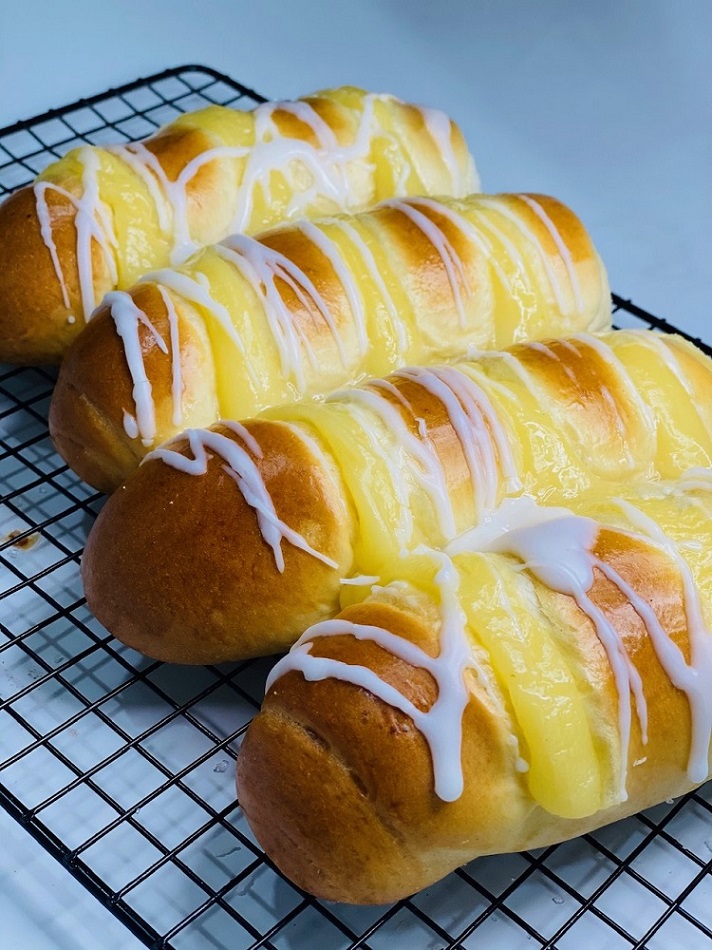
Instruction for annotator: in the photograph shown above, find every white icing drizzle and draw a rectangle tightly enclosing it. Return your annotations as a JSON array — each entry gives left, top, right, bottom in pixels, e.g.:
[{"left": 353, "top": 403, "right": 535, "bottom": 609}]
[
  {"left": 122, "top": 411, "right": 139, "bottom": 440},
  {"left": 396, "top": 365, "right": 521, "bottom": 513},
  {"left": 270, "top": 493, "right": 712, "bottom": 805},
  {"left": 145, "top": 421, "right": 337, "bottom": 573},
  {"left": 34, "top": 147, "right": 119, "bottom": 324},
  {"left": 218, "top": 233, "right": 345, "bottom": 387},
  {"left": 382, "top": 199, "right": 472, "bottom": 328},
  {"left": 369, "top": 376, "right": 429, "bottom": 444},
  {"left": 407, "top": 196, "right": 513, "bottom": 293},
  {"left": 140, "top": 267, "right": 257, "bottom": 387},
  {"left": 156, "top": 285, "right": 184, "bottom": 428},
  {"left": 370, "top": 375, "right": 420, "bottom": 418},
  {"left": 408, "top": 367, "right": 500, "bottom": 515},
  {"left": 267, "top": 550, "right": 476, "bottom": 802},
  {"left": 474, "top": 196, "right": 569, "bottom": 314},
  {"left": 34, "top": 183, "right": 71, "bottom": 311},
  {"left": 295, "top": 220, "right": 368, "bottom": 355},
  {"left": 340, "top": 574, "right": 381, "bottom": 586},
  {"left": 74, "top": 149, "right": 119, "bottom": 322},
  {"left": 614, "top": 498, "right": 712, "bottom": 783},
  {"left": 449, "top": 497, "right": 642, "bottom": 801},
  {"left": 516, "top": 195, "right": 584, "bottom": 312},
  {"left": 107, "top": 283, "right": 182, "bottom": 443},
  {"left": 108, "top": 142, "right": 174, "bottom": 234},
  {"left": 333, "top": 384, "right": 458, "bottom": 542},
  {"left": 452, "top": 494, "right": 712, "bottom": 797},
  {"left": 113, "top": 97, "right": 374, "bottom": 263},
  {"left": 418, "top": 107, "right": 460, "bottom": 193},
  {"left": 107, "top": 291, "right": 168, "bottom": 445},
  {"left": 328, "top": 217, "right": 409, "bottom": 355},
  {"left": 228, "top": 96, "right": 376, "bottom": 233},
  {"left": 327, "top": 362, "right": 520, "bottom": 547}
]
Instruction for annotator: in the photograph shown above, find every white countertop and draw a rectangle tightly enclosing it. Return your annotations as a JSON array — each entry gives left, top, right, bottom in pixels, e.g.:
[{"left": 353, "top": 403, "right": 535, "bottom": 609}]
[{"left": 0, "top": 2, "right": 710, "bottom": 947}]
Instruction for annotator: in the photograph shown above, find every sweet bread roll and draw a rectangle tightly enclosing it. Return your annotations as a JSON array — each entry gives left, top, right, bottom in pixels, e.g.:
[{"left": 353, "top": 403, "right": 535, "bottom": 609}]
[
  {"left": 0, "top": 87, "right": 478, "bottom": 365},
  {"left": 81, "top": 330, "right": 712, "bottom": 664},
  {"left": 50, "top": 192, "right": 611, "bottom": 492},
  {"left": 237, "top": 480, "right": 712, "bottom": 903}
]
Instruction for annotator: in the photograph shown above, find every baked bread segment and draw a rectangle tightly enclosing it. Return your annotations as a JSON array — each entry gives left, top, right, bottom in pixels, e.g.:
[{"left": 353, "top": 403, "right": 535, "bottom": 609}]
[
  {"left": 0, "top": 87, "right": 478, "bottom": 365},
  {"left": 50, "top": 192, "right": 611, "bottom": 491},
  {"left": 237, "top": 482, "right": 712, "bottom": 903},
  {"left": 82, "top": 418, "right": 353, "bottom": 664},
  {"left": 81, "top": 330, "right": 712, "bottom": 664}
]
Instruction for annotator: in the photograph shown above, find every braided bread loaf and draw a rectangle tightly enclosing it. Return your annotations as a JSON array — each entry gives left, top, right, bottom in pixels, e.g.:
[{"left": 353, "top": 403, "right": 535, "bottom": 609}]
[
  {"left": 50, "top": 192, "right": 610, "bottom": 492},
  {"left": 0, "top": 87, "right": 478, "bottom": 365},
  {"left": 81, "top": 330, "right": 712, "bottom": 663},
  {"left": 237, "top": 479, "right": 712, "bottom": 903}
]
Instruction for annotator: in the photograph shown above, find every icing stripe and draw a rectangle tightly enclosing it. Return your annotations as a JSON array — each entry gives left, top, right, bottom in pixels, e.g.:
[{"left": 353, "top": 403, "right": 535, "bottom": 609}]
[
  {"left": 145, "top": 421, "right": 337, "bottom": 572},
  {"left": 156, "top": 285, "right": 184, "bottom": 428},
  {"left": 107, "top": 290, "right": 167, "bottom": 444},
  {"left": 517, "top": 195, "right": 584, "bottom": 312},
  {"left": 383, "top": 199, "right": 471, "bottom": 329}
]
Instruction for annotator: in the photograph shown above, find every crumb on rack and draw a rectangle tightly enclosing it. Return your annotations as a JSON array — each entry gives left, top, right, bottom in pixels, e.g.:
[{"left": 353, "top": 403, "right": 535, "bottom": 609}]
[{"left": 2, "top": 528, "right": 40, "bottom": 551}]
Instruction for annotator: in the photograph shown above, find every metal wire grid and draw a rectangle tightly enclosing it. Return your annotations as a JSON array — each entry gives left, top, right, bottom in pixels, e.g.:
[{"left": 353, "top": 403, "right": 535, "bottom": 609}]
[{"left": 0, "top": 65, "right": 711, "bottom": 950}]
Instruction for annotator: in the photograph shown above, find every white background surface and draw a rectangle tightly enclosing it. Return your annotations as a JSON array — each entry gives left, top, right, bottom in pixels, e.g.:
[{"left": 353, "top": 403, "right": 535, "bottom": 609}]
[{"left": 0, "top": 2, "right": 710, "bottom": 947}]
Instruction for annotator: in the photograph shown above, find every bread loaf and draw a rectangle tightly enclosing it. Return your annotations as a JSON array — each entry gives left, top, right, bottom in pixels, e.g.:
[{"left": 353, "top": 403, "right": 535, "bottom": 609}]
[
  {"left": 81, "top": 330, "right": 712, "bottom": 664},
  {"left": 236, "top": 479, "right": 712, "bottom": 903},
  {"left": 50, "top": 192, "right": 611, "bottom": 492},
  {"left": 0, "top": 87, "right": 478, "bottom": 365}
]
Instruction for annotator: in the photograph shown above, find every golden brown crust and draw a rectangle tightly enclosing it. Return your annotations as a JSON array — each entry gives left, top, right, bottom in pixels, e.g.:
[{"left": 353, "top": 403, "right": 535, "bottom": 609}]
[
  {"left": 49, "top": 281, "right": 217, "bottom": 492},
  {"left": 524, "top": 193, "right": 592, "bottom": 263},
  {"left": 144, "top": 125, "right": 217, "bottom": 182},
  {"left": 81, "top": 419, "right": 355, "bottom": 663},
  {"left": 237, "top": 524, "right": 707, "bottom": 903},
  {"left": 371, "top": 203, "right": 471, "bottom": 318},
  {"left": 144, "top": 124, "right": 233, "bottom": 243},
  {"left": 236, "top": 601, "right": 536, "bottom": 903},
  {"left": 0, "top": 186, "right": 112, "bottom": 364},
  {"left": 237, "top": 603, "right": 466, "bottom": 903},
  {"left": 259, "top": 226, "right": 354, "bottom": 351},
  {"left": 506, "top": 335, "right": 649, "bottom": 477},
  {"left": 0, "top": 123, "right": 225, "bottom": 366},
  {"left": 368, "top": 372, "right": 479, "bottom": 523},
  {"left": 301, "top": 95, "right": 355, "bottom": 146}
]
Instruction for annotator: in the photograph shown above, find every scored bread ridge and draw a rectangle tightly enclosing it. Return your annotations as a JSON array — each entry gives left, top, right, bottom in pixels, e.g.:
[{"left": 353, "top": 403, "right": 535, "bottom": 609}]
[
  {"left": 82, "top": 418, "right": 355, "bottom": 664},
  {"left": 236, "top": 483, "right": 712, "bottom": 904},
  {"left": 0, "top": 86, "right": 478, "bottom": 365},
  {"left": 50, "top": 191, "right": 612, "bottom": 492},
  {"left": 81, "top": 330, "right": 712, "bottom": 664}
]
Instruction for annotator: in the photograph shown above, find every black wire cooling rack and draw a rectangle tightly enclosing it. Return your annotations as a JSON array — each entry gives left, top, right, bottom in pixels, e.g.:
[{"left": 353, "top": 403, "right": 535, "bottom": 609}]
[{"left": 1, "top": 65, "right": 712, "bottom": 950}]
